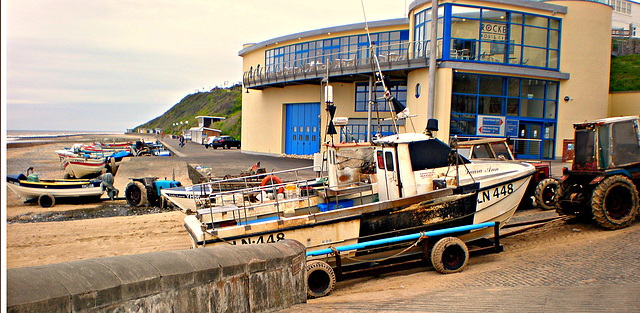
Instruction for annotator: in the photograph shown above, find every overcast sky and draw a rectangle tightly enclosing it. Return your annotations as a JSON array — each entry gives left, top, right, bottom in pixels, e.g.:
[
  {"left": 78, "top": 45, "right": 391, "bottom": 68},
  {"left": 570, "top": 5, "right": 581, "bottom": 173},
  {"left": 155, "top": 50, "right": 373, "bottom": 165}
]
[{"left": 2, "top": 0, "right": 407, "bottom": 131}]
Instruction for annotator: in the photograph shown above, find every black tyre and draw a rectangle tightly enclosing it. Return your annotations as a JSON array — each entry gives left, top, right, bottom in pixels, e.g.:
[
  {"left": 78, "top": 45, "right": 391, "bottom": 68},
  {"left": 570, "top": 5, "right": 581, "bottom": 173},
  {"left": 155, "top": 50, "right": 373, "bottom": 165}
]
[
  {"left": 306, "top": 260, "right": 336, "bottom": 298},
  {"left": 431, "top": 237, "right": 469, "bottom": 274},
  {"left": 591, "top": 175, "right": 639, "bottom": 229},
  {"left": 38, "top": 194, "right": 55, "bottom": 208},
  {"left": 125, "top": 181, "right": 148, "bottom": 207},
  {"left": 534, "top": 178, "right": 560, "bottom": 210},
  {"left": 213, "top": 146, "right": 218, "bottom": 150}
]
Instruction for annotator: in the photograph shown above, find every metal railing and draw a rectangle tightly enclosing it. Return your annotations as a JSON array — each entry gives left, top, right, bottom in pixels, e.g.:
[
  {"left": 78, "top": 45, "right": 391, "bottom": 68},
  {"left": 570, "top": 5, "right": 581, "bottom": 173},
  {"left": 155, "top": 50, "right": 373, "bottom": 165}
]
[{"left": 243, "top": 41, "right": 436, "bottom": 88}]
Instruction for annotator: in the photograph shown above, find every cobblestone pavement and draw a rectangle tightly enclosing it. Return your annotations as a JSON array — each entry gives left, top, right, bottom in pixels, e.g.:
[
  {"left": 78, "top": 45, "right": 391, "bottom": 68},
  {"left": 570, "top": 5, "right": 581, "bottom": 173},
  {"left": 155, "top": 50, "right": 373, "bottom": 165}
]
[{"left": 281, "top": 220, "right": 640, "bottom": 312}]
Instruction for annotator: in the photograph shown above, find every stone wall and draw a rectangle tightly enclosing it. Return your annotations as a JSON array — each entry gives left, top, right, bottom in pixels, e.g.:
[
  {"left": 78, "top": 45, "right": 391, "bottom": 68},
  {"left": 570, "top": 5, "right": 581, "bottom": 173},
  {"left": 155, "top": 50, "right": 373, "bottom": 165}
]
[{"left": 7, "top": 240, "right": 306, "bottom": 313}]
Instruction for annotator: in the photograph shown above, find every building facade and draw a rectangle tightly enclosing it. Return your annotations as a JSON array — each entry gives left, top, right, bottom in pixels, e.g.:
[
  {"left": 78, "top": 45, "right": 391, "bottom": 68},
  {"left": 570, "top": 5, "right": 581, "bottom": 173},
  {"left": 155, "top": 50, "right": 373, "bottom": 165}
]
[{"left": 240, "top": 0, "right": 613, "bottom": 159}]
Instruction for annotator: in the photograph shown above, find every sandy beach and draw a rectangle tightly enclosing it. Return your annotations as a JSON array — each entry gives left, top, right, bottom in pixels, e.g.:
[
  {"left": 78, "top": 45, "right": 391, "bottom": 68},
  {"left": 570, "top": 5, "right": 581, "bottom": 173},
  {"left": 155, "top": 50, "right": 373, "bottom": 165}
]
[{"left": 5, "top": 134, "right": 193, "bottom": 269}]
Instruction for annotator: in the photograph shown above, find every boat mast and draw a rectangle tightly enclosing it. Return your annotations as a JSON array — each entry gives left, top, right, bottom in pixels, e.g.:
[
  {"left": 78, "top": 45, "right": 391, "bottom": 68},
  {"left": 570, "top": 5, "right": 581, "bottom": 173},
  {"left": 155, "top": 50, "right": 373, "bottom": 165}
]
[{"left": 427, "top": 0, "right": 439, "bottom": 121}]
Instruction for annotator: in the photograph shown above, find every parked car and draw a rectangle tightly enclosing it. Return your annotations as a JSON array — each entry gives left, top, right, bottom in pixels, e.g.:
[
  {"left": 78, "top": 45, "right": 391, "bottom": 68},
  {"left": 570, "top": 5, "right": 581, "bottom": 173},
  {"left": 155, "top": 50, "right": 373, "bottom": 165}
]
[
  {"left": 211, "top": 136, "right": 241, "bottom": 149},
  {"left": 204, "top": 136, "right": 218, "bottom": 149},
  {"left": 456, "top": 138, "right": 555, "bottom": 210}
]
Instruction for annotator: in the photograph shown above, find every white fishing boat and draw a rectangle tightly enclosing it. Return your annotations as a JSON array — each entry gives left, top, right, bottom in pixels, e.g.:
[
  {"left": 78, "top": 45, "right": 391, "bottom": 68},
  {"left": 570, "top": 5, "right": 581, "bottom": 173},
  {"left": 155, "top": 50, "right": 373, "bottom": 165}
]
[
  {"left": 6, "top": 168, "right": 106, "bottom": 207},
  {"left": 179, "top": 131, "right": 533, "bottom": 240},
  {"left": 62, "top": 157, "right": 109, "bottom": 178},
  {"left": 165, "top": 25, "right": 535, "bottom": 297}
]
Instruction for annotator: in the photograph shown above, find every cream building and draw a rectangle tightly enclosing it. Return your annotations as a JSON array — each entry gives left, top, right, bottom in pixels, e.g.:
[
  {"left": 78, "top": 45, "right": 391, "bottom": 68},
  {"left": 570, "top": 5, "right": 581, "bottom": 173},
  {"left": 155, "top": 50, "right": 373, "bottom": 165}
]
[{"left": 240, "top": 0, "right": 616, "bottom": 159}]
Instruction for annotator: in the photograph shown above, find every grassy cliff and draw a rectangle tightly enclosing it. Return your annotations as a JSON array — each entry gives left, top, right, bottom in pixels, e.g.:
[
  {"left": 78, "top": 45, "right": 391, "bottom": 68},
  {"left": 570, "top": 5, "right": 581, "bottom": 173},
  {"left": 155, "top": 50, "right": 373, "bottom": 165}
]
[
  {"left": 136, "top": 84, "right": 242, "bottom": 138},
  {"left": 610, "top": 54, "right": 640, "bottom": 92}
]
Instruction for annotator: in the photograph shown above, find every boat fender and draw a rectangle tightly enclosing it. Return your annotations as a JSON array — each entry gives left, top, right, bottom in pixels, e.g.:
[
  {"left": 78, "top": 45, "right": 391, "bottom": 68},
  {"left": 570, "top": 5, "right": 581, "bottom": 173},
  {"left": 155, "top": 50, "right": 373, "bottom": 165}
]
[{"left": 260, "top": 175, "right": 284, "bottom": 193}]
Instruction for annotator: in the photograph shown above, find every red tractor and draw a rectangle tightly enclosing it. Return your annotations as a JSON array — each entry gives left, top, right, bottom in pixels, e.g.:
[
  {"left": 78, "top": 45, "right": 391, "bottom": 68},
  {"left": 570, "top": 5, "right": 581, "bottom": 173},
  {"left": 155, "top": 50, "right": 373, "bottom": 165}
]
[{"left": 555, "top": 116, "right": 640, "bottom": 229}]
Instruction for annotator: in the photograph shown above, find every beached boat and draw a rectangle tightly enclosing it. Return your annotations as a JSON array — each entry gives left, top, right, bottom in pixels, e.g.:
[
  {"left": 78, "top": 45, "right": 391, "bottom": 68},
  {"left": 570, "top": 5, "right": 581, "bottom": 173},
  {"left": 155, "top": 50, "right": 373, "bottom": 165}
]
[
  {"left": 6, "top": 168, "right": 106, "bottom": 207},
  {"left": 62, "top": 157, "right": 108, "bottom": 178},
  {"left": 175, "top": 131, "right": 534, "bottom": 251}
]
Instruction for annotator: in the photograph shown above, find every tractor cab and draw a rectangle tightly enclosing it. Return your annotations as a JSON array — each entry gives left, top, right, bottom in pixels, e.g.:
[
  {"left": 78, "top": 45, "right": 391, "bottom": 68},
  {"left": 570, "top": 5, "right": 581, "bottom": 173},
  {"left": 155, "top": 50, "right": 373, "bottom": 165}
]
[{"left": 572, "top": 116, "right": 640, "bottom": 172}]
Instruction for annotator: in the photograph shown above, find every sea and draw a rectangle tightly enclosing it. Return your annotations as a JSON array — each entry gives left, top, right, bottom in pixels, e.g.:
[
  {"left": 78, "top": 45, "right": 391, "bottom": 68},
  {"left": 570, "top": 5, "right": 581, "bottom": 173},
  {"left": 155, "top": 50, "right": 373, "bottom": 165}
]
[{"left": 6, "top": 130, "right": 124, "bottom": 144}]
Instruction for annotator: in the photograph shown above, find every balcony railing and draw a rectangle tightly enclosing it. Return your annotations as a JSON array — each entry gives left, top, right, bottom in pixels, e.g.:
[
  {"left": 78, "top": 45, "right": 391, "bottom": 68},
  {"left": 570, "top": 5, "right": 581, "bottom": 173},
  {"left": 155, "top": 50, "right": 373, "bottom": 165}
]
[{"left": 243, "top": 41, "right": 437, "bottom": 89}]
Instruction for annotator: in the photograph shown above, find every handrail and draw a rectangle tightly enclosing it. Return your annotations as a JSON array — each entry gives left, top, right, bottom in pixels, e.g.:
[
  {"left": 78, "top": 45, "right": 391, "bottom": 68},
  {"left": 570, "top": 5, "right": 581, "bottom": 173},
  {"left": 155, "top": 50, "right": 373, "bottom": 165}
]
[{"left": 243, "top": 40, "right": 432, "bottom": 88}]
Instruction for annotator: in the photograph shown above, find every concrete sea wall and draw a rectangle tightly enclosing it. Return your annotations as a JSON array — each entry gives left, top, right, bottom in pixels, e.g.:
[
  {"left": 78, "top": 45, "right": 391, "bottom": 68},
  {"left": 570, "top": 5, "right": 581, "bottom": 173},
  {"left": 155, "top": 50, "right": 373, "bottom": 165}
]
[{"left": 7, "top": 240, "right": 307, "bottom": 313}]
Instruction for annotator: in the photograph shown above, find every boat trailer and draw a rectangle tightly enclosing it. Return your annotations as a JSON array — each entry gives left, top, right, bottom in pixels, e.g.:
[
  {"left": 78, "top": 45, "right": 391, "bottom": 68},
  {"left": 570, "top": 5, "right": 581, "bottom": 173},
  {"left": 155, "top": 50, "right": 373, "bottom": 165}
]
[{"left": 304, "top": 216, "right": 565, "bottom": 298}]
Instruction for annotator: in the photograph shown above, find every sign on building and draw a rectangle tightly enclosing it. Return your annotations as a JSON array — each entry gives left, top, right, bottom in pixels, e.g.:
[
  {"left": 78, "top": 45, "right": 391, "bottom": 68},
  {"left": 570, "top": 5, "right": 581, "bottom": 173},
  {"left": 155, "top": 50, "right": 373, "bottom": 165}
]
[{"left": 476, "top": 115, "right": 506, "bottom": 137}]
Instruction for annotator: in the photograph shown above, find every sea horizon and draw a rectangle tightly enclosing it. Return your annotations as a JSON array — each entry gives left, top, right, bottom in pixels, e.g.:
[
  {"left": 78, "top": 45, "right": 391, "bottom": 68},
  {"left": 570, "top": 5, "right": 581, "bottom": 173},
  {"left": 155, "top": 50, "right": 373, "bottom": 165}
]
[{"left": 6, "top": 130, "right": 125, "bottom": 143}]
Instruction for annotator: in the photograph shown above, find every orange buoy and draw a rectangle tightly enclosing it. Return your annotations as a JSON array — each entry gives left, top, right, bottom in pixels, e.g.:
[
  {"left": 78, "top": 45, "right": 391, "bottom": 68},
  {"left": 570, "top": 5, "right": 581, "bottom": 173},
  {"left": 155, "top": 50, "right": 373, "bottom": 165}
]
[{"left": 260, "top": 175, "right": 284, "bottom": 193}]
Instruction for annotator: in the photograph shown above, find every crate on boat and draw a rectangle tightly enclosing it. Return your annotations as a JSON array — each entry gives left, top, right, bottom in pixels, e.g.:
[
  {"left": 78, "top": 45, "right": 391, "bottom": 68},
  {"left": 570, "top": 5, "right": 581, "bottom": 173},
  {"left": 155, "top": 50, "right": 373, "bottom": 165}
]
[{"left": 318, "top": 199, "right": 354, "bottom": 212}]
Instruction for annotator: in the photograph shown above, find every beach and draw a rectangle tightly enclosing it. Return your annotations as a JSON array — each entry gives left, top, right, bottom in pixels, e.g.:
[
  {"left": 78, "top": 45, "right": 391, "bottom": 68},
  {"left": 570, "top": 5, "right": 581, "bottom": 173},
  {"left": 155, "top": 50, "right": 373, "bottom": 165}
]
[{"left": 5, "top": 134, "right": 193, "bottom": 269}]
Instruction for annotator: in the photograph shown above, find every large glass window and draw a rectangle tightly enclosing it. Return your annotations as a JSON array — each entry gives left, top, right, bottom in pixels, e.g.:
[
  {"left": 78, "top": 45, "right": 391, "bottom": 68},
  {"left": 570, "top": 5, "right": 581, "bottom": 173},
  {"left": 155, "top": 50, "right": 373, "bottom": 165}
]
[
  {"left": 418, "top": 3, "right": 561, "bottom": 69},
  {"left": 355, "top": 81, "right": 407, "bottom": 112},
  {"left": 265, "top": 30, "right": 409, "bottom": 72},
  {"left": 450, "top": 73, "right": 559, "bottom": 159}
]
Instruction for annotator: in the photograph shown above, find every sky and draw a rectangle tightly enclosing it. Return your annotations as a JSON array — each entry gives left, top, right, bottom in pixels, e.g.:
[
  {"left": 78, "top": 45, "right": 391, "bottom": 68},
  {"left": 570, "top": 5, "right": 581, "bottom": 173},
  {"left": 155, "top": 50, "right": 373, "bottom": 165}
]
[{"left": 2, "top": 0, "right": 408, "bottom": 132}]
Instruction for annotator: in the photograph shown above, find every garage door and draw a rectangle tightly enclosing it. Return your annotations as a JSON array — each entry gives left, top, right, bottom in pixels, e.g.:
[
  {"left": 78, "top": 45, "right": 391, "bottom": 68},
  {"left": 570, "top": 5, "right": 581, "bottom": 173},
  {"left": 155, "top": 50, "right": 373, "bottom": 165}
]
[{"left": 285, "top": 102, "right": 321, "bottom": 155}]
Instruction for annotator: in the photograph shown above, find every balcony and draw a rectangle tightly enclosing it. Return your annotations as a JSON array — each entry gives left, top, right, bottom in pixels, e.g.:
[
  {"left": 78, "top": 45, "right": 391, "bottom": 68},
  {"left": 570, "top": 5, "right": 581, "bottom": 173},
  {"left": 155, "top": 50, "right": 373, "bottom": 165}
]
[{"left": 243, "top": 41, "right": 432, "bottom": 90}]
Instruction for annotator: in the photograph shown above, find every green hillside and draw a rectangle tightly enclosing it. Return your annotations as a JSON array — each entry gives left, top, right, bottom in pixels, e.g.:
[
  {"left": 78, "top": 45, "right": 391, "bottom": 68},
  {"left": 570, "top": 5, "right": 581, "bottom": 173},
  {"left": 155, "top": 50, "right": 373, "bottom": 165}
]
[
  {"left": 136, "top": 84, "right": 242, "bottom": 138},
  {"left": 610, "top": 54, "right": 640, "bottom": 92}
]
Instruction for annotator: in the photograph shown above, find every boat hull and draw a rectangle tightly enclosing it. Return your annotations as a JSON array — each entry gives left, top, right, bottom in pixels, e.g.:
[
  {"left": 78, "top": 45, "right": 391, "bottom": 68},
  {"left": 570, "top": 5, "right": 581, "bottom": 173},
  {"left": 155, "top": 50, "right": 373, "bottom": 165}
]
[
  {"left": 63, "top": 158, "right": 106, "bottom": 178},
  {"left": 185, "top": 173, "right": 531, "bottom": 262},
  {"left": 6, "top": 179, "right": 104, "bottom": 200}
]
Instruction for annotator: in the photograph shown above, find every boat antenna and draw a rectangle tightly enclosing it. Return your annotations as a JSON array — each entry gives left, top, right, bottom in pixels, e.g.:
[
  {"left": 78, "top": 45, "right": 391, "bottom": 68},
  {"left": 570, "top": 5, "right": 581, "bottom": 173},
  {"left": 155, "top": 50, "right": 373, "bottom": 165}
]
[{"left": 361, "top": 0, "right": 411, "bottom": 137}]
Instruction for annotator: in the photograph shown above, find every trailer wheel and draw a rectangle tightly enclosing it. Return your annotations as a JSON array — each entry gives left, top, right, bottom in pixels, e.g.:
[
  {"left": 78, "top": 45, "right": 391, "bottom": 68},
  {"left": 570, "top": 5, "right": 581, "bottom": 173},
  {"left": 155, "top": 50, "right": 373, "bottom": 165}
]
[
  {"left": 38, "top": 194, "right": 55, "bottom": 208},
  {"left": 306, "top": 260, "right": 336, "bottom": 298},
  {"left": 125, "top": 181, "right": 148, "bottom": 207},
  {"left": 431, "top": 237, "right": 469, "bottom": 274},
  {"left": 534, "top": 178, "right": 559, "bottom": 210},
  {"left": 591, "top": 175, "right": 639, "bottom": 230}
]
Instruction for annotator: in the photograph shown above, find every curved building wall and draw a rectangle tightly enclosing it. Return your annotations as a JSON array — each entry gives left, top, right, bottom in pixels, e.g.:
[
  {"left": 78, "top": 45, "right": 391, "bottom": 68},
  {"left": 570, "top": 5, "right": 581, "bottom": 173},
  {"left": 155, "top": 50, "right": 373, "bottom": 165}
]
[
  {"left": 241, "top": 0, "right": 614, "bottom": 159},
  {"left": 554, "top": 1, "right": 612, "bottom": 150}
]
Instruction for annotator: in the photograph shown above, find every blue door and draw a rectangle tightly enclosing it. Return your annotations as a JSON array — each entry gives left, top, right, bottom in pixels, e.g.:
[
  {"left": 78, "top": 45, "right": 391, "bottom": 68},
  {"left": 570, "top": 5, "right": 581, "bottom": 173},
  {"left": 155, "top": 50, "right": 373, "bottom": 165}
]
[
  {"left": 515, "top": 122, "right": 543, "bottom": 159},
  {"left": 285, "top": 103, "right": 321, "bottom": 155}
]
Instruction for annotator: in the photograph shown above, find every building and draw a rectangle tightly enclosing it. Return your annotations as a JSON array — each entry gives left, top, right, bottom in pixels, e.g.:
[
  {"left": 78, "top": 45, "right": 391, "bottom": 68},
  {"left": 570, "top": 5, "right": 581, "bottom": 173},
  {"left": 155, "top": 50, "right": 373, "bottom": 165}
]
[
  {"left": 189, "top": 116, "right": 225, "bottom": 144},
  {"left": 240, "top": 0, "right": 622, "bottom": 159}
]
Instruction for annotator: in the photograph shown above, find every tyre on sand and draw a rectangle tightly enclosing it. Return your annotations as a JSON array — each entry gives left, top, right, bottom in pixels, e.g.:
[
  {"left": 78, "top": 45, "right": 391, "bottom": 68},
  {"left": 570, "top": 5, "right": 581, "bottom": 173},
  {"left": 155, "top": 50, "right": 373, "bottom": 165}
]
[
  {"left": 591, "top": 175, "right": 639, "bottom": 229},
  {"left": 431, "top": 236, "right": 469, "bottom": 274},
  {"left": 38, "top": 194, "right": 55, "bottom": 208},
  {"left": 306, "top": 260, "right": 336, "bottom": 298},
  {"left": 125, "top": 181, "right": 148, "bottom": 207},
  {"left": 534, "top": 178, "right": 560, "bottom": 210}
]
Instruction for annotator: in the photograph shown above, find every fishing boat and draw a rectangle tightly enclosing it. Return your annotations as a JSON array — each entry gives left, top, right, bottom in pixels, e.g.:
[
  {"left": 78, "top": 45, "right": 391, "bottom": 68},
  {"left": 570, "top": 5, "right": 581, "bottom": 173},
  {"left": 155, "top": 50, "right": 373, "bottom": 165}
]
[
  {"left": 167, "top": 23, "right": 535, "bottom": 297},
  {"left": 62, "top": 157, "right": 109, "bottom": 178},
  {"left": 6, "top": 168, "right": 106, "bottom": 207}
]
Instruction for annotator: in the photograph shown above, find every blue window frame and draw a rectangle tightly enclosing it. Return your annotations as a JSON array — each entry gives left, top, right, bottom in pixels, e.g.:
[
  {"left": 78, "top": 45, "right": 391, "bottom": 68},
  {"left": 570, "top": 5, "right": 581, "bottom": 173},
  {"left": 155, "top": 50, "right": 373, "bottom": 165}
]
[
  {"left": 355, "top": 81, "right": 407, "bottom": 112},
  {"left": 414, "top": 3, "right": 561, "bottom": 70},
  {"left": 450, "top": 72, "right": 558, "bottom": 159},
  {"left": 265, "top": 30, "right": 409, "bottom": 71},
  {"left": 342, "top": 119, "right": 399, "bottom": 143}
]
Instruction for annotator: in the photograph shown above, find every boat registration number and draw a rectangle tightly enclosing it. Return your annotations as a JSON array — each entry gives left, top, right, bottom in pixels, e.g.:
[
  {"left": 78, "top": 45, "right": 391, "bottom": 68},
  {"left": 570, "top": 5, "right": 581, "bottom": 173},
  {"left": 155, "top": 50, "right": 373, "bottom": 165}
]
[
  {"left": 477, "top": 183, "right": 513, "bottom": 204},
  {"left": 229, "top": 233, "right": 286, "bottom": 245}
]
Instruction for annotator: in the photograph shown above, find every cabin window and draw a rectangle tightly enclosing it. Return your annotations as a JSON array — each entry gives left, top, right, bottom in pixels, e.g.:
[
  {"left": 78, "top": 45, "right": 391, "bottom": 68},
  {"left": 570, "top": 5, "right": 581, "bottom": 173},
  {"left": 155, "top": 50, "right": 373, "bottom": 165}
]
[{"left": 385, "top": 151, "right": 395, "bottom": 171}]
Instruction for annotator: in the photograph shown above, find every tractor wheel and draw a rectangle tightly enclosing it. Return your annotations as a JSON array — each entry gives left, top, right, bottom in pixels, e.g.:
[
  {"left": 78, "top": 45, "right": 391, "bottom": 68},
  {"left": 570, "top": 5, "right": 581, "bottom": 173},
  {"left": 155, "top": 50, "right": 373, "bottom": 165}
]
[
  {"left": 555, "top": 180, "right": 572, "bottom": 215},
  {"left": 431, "top": 237, "right": 469, "bottom": 274},
  {"left": 125, "top": 181, "right": 148, "bottom": 207},
  {"left": 38, "top": 194, "right": 56, "bottom": 208},
  {"left": 591, "top": 175, "right": 639, "bottom": 230},
  {"left": 534, "top": 178, "right": 560, "bottom": 210},
  {"left": 306, "top": 260, "right": 336, "bottom": 298}
]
